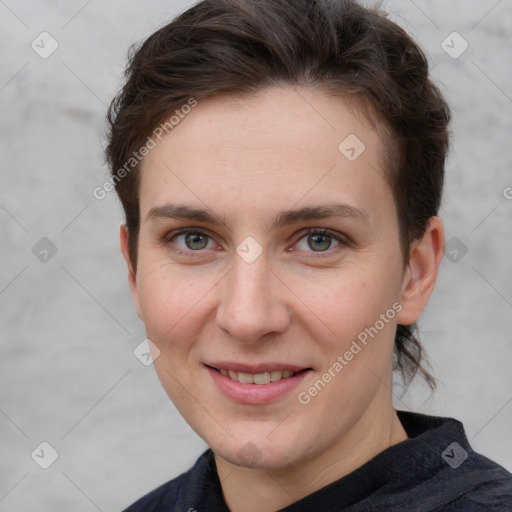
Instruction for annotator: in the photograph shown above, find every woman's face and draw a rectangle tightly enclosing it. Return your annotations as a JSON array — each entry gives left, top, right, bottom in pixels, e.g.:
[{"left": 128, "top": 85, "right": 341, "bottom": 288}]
[{"left": 124, "top": 86, "right": 414, "bottom": 469}]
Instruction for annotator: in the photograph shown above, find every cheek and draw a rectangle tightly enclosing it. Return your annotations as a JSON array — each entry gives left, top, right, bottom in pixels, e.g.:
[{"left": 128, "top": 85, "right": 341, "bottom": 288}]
[
  {"left": 136, "top": 263, "right": 212, "bottom": 406},
  {"left": 136, "top": 260, "right": 214, "bottom": 347},
  {"left": 295, "top": 271, "right": 400, "bottom": 421},
  {"left": 304, "top": 265, "right": 400, "bottom": 348}
]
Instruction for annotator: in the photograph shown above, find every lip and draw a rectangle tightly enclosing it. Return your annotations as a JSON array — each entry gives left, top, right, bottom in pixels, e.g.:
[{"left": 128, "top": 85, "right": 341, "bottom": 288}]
[
  {"left": 205, "top": 363, "right": 312, "bottom": 405},
  {"left": 206, "top": 361, "right": 308, "bottom": 373}
]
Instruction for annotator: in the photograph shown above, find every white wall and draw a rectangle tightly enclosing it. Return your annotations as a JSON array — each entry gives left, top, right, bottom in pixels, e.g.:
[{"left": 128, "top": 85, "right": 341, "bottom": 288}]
[{"left": 0, "top": 0, "right": 511, "bottom": 510}]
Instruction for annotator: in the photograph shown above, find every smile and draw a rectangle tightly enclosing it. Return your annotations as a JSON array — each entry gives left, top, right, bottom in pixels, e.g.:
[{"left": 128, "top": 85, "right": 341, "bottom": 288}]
[
  {"left": 214, "top": 368, "right": 297, "bottom": 385},
  {"left": 205, "top": 363, "right": 312, "bottom": 404}
]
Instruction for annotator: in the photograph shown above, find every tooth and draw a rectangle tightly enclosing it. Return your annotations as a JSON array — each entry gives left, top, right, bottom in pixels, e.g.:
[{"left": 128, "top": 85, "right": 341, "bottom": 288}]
[
  {"left": 238, "top": 372, "right": 254, "bottom": 384},
  {"left": 270, "top": 371, "right": 283, "bottom": 382},
  {"left": 253, "top": 372, "right": 271, "bottom": 385},
  {"left": 222, "top": 369, "right": 296, "bottom": 383}
]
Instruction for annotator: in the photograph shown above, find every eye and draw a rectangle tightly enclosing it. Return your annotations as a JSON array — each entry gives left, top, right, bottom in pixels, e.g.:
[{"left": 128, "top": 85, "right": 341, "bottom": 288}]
[
  {"left": 294, "top": 228, "right": 346, "bottom": 253},
  {"left": 163, "top": 227, "right": 349, "bottom": 258},
  {"left": 165, "top": 229, "right": 217, "bottom": 254}
]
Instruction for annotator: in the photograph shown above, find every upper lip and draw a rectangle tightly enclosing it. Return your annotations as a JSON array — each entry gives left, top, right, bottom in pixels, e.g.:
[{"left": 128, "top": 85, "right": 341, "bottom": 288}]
[{"left": 205, "top": 362, "right": 310, "bottom": 373}]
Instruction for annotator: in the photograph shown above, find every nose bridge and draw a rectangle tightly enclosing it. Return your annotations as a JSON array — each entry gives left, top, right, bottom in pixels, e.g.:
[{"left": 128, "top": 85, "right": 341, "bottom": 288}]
[
  {"left": 228, "top": 252, "right": 271, "bottom": 316},
  {"left": 216, "top": 250, "right": 288, "bottom": 343}
]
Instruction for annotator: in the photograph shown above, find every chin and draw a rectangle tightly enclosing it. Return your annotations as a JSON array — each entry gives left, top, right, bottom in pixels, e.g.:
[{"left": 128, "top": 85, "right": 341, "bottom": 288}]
[
  {"left": 218, "top": 443, "right": 302, "bottom": 470},
  {"left": 206, "top": 423, "right": 317, "bottom": 470}
]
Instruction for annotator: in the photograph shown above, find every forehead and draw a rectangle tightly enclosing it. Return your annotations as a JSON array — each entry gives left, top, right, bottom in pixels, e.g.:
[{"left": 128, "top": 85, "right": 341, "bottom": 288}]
[{"left": 138, "top": 86, "right": 392, "bottom": 225}]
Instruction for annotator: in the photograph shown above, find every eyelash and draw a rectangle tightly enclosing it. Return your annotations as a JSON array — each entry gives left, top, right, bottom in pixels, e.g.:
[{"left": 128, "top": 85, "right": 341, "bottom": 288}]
[{"left": 162, "top": 227, "right": 350, "bottom": 258}]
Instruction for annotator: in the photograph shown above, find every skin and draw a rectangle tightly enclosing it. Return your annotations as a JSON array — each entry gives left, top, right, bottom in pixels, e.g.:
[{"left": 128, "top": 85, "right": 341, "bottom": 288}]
[{"left": 120, "top": 86, "right": 444, "bottom": 512}]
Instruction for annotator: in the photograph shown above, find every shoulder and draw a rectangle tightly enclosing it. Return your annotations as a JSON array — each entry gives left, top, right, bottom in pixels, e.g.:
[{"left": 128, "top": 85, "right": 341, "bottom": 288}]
[
  {"left": 435, "top": 453, "right": 512, "bottom": 511},
  {"left": 383, "top": 411, "right": 512, "bottom": 511},
  {"left": 120, "top": 450, "right": 213, "bottom": 512}
]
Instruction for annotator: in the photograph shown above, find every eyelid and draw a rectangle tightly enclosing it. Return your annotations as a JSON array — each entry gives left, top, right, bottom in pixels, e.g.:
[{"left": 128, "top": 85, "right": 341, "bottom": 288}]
[
  {"left": 163, "top": 227, "right": 215, "bottom": 243},
  {"left": 293, "top": 227, "right": 350, "bottom": 243}
]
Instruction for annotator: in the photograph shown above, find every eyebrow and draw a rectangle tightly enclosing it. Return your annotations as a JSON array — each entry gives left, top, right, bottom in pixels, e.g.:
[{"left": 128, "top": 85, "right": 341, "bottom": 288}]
[{"left": 146, "top": 203, "right": 369, "bottom": 230}]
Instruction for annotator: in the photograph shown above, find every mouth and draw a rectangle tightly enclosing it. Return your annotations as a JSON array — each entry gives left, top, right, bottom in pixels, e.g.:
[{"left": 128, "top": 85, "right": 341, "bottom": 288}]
[
  {"left": 208, "top": 366, "right": 307, "bottom": 385},
  {"left": 205, "top": 363, "right": 312, "bottom": 404}
]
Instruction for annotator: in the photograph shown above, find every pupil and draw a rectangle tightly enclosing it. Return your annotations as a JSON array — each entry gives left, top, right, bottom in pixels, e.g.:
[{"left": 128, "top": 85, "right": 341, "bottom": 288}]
[
  {"left": 186, "top": 233, "right": 208, "bottom": 250},
  {"left": 309, "top": 234, "right": 331, "bottom": 251}
]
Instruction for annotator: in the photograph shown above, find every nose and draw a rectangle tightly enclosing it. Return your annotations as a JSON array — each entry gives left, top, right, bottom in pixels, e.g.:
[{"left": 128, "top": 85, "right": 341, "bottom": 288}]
[{"left": 215, "top": 251, "right": 291, "bottom": 344}]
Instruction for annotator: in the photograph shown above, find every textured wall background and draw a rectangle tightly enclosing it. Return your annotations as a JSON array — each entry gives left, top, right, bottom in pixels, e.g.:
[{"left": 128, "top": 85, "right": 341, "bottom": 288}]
[{"left": 1, "top": 0, "right": 511, "bottom": 510}]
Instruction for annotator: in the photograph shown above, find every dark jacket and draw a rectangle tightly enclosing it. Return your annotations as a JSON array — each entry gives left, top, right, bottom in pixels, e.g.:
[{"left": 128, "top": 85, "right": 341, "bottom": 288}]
[{"left": 122, "top": 411, "right": 512, "bottom": 511}]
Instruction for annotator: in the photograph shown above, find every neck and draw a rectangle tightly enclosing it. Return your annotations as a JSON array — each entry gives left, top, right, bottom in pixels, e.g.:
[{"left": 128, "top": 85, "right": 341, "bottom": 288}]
[{"left": 215, "top": 399, "right": 408, "bottom": 512}]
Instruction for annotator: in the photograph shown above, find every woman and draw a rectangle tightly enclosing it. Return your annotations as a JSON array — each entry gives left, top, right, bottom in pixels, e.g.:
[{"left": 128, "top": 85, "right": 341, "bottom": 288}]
[{"left": 105, "top": 0, "right": 512, "bottom": 510}]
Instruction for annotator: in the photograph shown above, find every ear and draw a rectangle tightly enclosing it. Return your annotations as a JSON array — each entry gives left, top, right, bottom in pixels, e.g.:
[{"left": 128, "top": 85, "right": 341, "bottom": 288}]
[
  {"left": 120, "top": 225, "right": 142, "bottom": 318},
  {"left": 396, "top": 216, "right": 444, "bottom": 325}
]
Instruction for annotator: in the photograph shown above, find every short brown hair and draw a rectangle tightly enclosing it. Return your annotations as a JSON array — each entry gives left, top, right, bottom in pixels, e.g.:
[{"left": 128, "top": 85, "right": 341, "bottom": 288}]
[{"left": 105, "top": 0, "right": 450, "bottom": 388}]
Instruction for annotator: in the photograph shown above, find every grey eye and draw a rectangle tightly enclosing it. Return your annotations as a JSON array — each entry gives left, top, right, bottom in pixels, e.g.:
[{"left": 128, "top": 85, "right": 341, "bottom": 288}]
[
  {"left": 184, "top": 232, "right": 210, "bottom": 250},
  {"left": 295, "top": 232, "right": 341, "bottom": 252}
]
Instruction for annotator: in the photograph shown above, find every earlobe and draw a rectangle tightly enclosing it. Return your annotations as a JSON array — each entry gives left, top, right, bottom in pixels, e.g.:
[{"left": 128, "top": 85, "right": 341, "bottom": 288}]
[
  {"left": 120, "top": 225, "right": 142, "bottom": 318},
  {"left": 396, "top": 217, "right": 445, "bottom": 325}
]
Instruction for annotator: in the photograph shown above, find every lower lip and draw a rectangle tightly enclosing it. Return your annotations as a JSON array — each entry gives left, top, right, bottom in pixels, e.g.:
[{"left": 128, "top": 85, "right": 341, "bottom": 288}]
[{"left": 206, "top": 366, "right": 310, "bottom": 405}]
